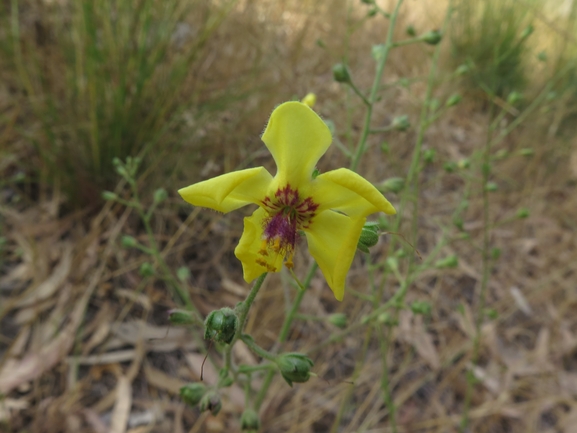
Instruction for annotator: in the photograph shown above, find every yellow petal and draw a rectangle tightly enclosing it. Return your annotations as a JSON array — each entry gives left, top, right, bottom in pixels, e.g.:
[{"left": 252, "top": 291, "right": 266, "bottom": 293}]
[
  {"left": 178, "top": 167, "right": 272, "bottom": 213},
  {"left": 314, "top": 168, "right": 396, "bottom": 217},
  {"left": 261, "top": 101, "right": 332, "bottom": 190},
  {"left": 304, "top": 211, "right": 366, "bottom": 301},
  {"left": 234, "top": 208, "right": 284, "bottom": 282}
]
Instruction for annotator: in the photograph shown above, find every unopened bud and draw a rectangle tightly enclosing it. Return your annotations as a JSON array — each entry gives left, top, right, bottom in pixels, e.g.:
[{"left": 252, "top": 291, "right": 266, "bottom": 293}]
[
  {"left": 386, "top": 256, "right": 399, "bottom": 272},
  {"left": 102, "top": 191, "right": 118, "bottom": 201},
  {"left": 380, "top": 177, "right": 405, "bottom": 194},
  {"left": 455, "top": 64, "right": 470, "bottom": 75},
  {"left": 139, "top": 262, "right": 155, "bottom": 277},
  {"left": 301, "top": 93, "right": 317, "bottom": 108},
  {"left": 537, "top": 51, "right": 547, "bottom": 62},
  {"left": 392, "top": 115, "right": 411, "bottom": 131},
  {"left": 204, "top": 308, "right": 239, "bottom": 344},
  {"left": 485, "top": 181, "right": 498, "bottom": 192},
  {"left": 371, "top": 44, "right": 386, "bottom": 61},
  {"left": 121, "top": 235, "right": 138, "bottom": 248},
  {"left": 327, "top": 313, "right": 347, "bottom": 329},
  {"left": 199, "top": 391, "right": 222, "bottom": 415},
  {"left": 406, "top": 25, "right": 416, "bottom": 37},
  {"left": 241, "top": 409, "right": 261, "bottom": 431},
  {"left": 410, "top": 301, "right": 432, "bottom": 316},
  {"left": 357, "top": 222, "right": 380, "bottom": 253},
  {"left": 435, "top": 255, "right": 458, "bottom": 269},
  {"left": 421, "top": 30, "right": 442, "bottom": 45},
  {"left": 443, "top": 162, "right": 457, "bottom": 173},
  {"left": 332, "top": 63, "right": 351, "bottom": 83},
  {"left": 519, "top": 148, "right": 534, "bottom": 157},
  {"left": 423, "top": 149, "right": 436, "bottom": 163},
  {"left": 446, "top": 93, "right": 462, "bottom": 107},
  {"left": 177, "top": 266, "right": 191, "bottom": 282},
  {"left": 180, "top": 383, "right": 206, "bottom": 407},
  {"left": 507, "top": 91, "right": 523, "bottom": 105},
  {"left": 276, "top": 353, "right": 314, "bottom": 386},
  {"left": 516, "top": 208, "right": 530, "bottom": 219},
  {"left": 457, "top": 158, "right": 470, "bottom": 169},
  {"left": 520, "top": 24, "right": 534, "bottom": 39},
  {"left": 169, "top": 309, "right": 198, "bottom": 326},
  {"left": 153, "top": 188, "right": 168, "bottom": 204}
]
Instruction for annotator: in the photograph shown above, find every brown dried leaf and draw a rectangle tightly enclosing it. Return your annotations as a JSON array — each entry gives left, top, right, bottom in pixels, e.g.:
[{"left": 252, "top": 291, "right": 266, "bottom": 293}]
[
  {"left": 15, "top": 244, "right": 73, "bottom": 308},
  {"left": 144, "top": 364, "right": 187, "bottom": 395},
  {"left": 110, "top": 376, "right": 132, "bottom": 433},
  {"left": 398, "top": 311, "right": 440, "bottom": 370}
]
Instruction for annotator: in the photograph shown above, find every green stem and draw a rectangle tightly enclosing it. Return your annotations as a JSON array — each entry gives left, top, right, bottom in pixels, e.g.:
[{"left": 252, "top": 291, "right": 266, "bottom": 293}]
[
  {"left": 253, "top": 263, "right": 318, "bottom": 411},
  {"left": 241, "top": 334, "right": 277, "bottom": 361},
  {"left": 350, "top": 0, "right": 404, "bottom": 172}
]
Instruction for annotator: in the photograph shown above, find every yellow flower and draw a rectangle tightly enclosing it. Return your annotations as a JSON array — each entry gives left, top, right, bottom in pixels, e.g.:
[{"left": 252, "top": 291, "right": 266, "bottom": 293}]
[
  {"left": 301, "top": 93, "right": 317, "bottom": 108},
  {"left": 179, "top": 102, "right": 396, "bottom": 300}
]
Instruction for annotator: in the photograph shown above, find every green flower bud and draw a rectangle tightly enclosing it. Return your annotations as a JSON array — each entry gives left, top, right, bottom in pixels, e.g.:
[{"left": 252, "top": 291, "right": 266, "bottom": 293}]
[
  {"left": 537, "top": 51, "right": 547, "bottom": 62},
  {"left": 443, "top": 162, "right": 457, "bottom": 173},
  {"left": 316, "top": 39, "right": 326, "bottom": 48},
  {"left": 121, "top": 235, "right": 138, "bottom": 248},
  {"left": 177, "top": 266, "right": 191, "bottom": 282},
  {"left": 386, "top": 256, "right": 399, "bottom": 272},
  {"left": 435, "top": 255, "right": 458, "bottom": 269},
  {"left": 380, "top": 141, "right": 390, "bottom": 153},
  {"left": 457, "top": 158, "right": 470, "bottom": 169},
  {"left": 423, "top": 149, "right": 436, "bottom": 163},
  {"left": 153, "top": 188, "right": 168, "bottom": 204},
  {"left": 406, "top": 25, "right": 416, "bottom": 37},
  {"left": 453, "top": 216, "right": 464, "bottom": 231},
  {"left": 367, "top": 7, "right": 377, "bottom": 17},
  {"left": 507, "top": 91, "right": 523, "bottom": 105},
  {"left": 491, "top": 247, "right": 501, "bottom": 260},
  {"left": 357, "top": 221, "right": 380, "bottom": 253},
  {"left": 169, "top": 309, "right": 198, "bottom": 326},
  {"left": 516, "top": 208, "right": 530, "bottom": 219},
  {"left": 410, "top": 301, "right": 432, "bottom": 316},
  {"left": 332, "top": 63, "right": 351, "bottom": 84},
  {"left": 446, "top": 93, "right": 462, "bottom": 107},
  {"left": 102, "top": 191, "right": 118, "bottom": 201},
  {"left": 276, "top": 353, "right": 314, "bottom": 386},
  {"left": 421, "top": 30, "right": 442, "bottom": 45},
  {"left": 494, "top": 149, "right": 508, "bottom": 160},
  {"left": 485, "top": 181, "right": 498, "bottom": 192},
  {"left": 377, "top": 312, "right": 398, "bottom": 326},
  {"left": 327, "top": 313, "right": 347, "bottom": 329},
  {"left": 392, "top": 115, "right": 411, "bottom": 131},
  {"left": 361, "top": 0, "right": 374, "bottom": 4},
  {"left": 180, "top": 383, "right": 206, "bottom": 407},
  {"left": 241, "top": 409, "right": 261, "bottom": 431},
  {"left": 139, "top": 262, "right": 155, "bottom": 277},
  {"left": 199, "top": 391, "right": 222, "bottom": 415},
  {"left": 204, "top": 308, "right": 239, "bottom": 344},
  {"left": 455, "top": 64, "right": 470, "bottom": 75},
  {"left": 371, "top": 44, "right": 386, "bottom": 61},
  {"left": 519, "top": 148, "right": 534, "bottom": 157},
  {"left": 520, "top": 24, "right": 534, "bottom": 39},
  {"left": 380, "top": 177, "right": 405, "bottom": 194},
  {"left": 485, "top": 308, "right": 499, "bottom": 319}
]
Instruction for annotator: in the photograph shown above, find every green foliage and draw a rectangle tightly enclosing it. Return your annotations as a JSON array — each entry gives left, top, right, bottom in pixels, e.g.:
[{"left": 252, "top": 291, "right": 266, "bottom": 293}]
[
  {"left": 3, "top": 0, "right": 237, "bottom": 203},
  {"left": 450, "top": 0, "right": 538, "bottom": 97}
]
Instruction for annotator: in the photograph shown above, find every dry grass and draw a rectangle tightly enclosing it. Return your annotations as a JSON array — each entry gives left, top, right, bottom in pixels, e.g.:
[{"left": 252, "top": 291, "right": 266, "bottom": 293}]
[{"left": 2, "top": 0, "right": 577, "bottom": 432}]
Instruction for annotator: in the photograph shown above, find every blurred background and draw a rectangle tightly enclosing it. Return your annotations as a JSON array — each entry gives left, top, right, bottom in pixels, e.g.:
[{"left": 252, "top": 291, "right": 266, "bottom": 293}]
[{"left": 1, "top": 0, "right": 577, "bottom": 432}]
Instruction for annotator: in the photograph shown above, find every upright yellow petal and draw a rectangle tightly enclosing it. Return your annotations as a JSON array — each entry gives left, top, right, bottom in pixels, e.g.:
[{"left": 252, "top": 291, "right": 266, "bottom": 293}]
[
  {"left": 304, "top": 211, "right": 366, "bottom": 301},
  {"left": 178, "top": 167, "right": 272, "bottom": 213},
  {"left": 314, "top": 168, "right": 396, "bottom": 217},
  {"left": 235, "top": 208, "right": 284, "bottom": 282},
  {"left": 261, "top": 102, "right": 332, "bottom": 189}
]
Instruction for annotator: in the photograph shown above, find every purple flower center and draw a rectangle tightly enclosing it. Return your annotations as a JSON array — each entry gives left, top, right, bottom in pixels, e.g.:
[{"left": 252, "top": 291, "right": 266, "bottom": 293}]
[{"left": 257, "top": 185, "right": 318, "bottom": 269}]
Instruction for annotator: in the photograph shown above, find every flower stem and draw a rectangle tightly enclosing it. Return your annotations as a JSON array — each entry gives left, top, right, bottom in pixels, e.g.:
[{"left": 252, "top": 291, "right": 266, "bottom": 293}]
[
  {"left": 350, "top": 0, "right": 404, "bottom": 173},
  {"left": 253, "top": 262, "right": 318, "bottom": 411}
]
